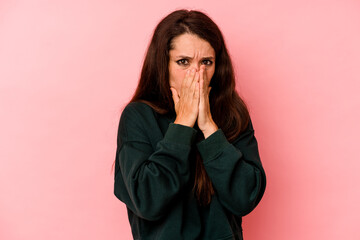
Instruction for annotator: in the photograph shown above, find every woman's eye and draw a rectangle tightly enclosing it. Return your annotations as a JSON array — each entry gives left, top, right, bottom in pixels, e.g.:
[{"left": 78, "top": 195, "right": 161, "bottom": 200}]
[
  {"left": 202, "top": 60, "right": 213, "bottom": 65},
  {"left": 176, "top": 59, "right": 189, "bottom": 65}
]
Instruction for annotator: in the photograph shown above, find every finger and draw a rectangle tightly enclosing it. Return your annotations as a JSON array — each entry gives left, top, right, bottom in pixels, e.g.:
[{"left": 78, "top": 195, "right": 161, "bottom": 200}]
[
  {"left": 191, "top": 71, "right": 200, "bottom": 95},
  {"left": 180, "top": 69, "right": 191, "bottom": 94},
  {"left": 199, "top": 68, "right": 204, "bottom": 98},
  {"left": 179, "top": 70, "right": 190, "bottom": 96},
  {"left": 170, "top": 87, "right": 180, "bottom": 104},
  {"left": 202, "top": 66, "right": 208, "bottom": 84},
  {"left": 194, "top": 81, "right": 200, "bottom": 101},
  {"left": 201, "top": 66, "right": 210, "bottom": 89},
  {"left": 192, "top": 70, "right": 200, "bottom": 85},
  {"left": 184, "top": 68, "right": 196, "bottom": 89}
]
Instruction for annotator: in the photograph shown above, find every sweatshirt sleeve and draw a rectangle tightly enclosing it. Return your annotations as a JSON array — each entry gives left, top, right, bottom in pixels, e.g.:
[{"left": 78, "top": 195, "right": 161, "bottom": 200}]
[
  {"left": 114, "top": 104, "right": 197, "bottom": 221},
  {"left": 196, "top": 118, "right": 266, "bottom": 216}
]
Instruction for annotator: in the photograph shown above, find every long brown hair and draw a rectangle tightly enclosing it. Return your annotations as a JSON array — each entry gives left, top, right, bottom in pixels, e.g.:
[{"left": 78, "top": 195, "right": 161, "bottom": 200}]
[{"left": 113, "top": 9, "right": 250, "bottom": 206}]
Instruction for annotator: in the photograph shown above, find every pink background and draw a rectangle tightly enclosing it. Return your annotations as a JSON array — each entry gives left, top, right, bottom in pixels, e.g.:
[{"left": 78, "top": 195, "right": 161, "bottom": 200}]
[{"left": 1, "top": 0, "right": 360, "bottom": 239}]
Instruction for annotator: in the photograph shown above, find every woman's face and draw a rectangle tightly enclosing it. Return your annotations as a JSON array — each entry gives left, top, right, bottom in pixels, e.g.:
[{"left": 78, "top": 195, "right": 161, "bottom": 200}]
[{"left": 168, "top": 33, "right": 215, "bottom": 93}]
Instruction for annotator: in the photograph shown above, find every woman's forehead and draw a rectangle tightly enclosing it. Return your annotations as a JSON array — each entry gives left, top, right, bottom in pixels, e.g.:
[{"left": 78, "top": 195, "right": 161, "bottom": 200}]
[{"left": 170, "top": 34, "right": 215, "bottom": 58}]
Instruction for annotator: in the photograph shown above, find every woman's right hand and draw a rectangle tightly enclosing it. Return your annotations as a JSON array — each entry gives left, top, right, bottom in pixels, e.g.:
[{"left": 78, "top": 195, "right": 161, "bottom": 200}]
[{"left": 170, "top": 68, "right": 200, "bottom": 128}]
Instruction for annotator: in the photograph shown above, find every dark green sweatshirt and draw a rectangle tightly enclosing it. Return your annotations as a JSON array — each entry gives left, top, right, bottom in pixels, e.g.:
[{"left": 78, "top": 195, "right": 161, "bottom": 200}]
[{"left": 114, "top": 102, "right": 266, "bottom": 240}]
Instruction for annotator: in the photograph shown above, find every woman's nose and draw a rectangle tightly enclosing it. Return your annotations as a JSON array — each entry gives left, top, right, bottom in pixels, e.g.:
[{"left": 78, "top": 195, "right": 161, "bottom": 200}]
[{"left": 190, "top": 63, "right": 200, "bottom": 71}]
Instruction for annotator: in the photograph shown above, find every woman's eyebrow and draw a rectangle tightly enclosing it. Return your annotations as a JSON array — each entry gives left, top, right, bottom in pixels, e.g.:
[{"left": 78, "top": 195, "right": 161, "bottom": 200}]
[{"left": 175, "top": 55, "right": 214, "bottom": 59}]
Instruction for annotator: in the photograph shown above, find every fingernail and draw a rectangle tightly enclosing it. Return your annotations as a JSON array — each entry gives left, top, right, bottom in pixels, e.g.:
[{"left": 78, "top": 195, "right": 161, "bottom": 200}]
[{"left": 192, "top": 69, "right": 195, "bottom": 73}]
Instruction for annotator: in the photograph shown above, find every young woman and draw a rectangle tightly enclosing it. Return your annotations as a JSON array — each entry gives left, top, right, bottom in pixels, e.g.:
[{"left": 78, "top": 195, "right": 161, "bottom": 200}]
[{"left": 113, "top": 9, "right": 266, "bottom": 240}]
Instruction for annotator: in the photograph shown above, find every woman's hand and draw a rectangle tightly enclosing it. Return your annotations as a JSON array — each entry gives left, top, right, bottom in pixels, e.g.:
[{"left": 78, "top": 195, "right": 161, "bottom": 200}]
[
  {"left": 197, "top": 65, "right": 218, "bottom": 138},
  {"left": 170, "top": 69, "right": 200, "bottom": 128}
]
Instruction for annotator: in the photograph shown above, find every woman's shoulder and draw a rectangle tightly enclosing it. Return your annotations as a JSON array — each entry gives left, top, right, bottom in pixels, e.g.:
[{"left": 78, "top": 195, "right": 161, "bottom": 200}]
[
  {"left": 119, "top": 100, "right": 166, "bottom": 130},
  {"left": 121, "top": 101, "right": 156, "bottom": 120},
  {"left": 118, "top": 101, "right": 170, "bottom": 144},
  {"left": 123, "top": 101, "right": 154, "bottom": 112},
  {"left": 117, "top": 101, "right": 158, "bottom": 141}
]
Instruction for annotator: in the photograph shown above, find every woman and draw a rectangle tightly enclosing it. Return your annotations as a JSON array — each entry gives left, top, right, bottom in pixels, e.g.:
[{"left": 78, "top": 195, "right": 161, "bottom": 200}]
[{"left": 113, "top": 9, "right": 266, "bottom": 240}]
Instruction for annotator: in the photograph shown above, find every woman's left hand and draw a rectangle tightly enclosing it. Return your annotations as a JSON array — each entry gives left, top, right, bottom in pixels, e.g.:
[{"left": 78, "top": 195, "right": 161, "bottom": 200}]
[{"left": 197, "top": 65, "right": 218, "bottom": 138}]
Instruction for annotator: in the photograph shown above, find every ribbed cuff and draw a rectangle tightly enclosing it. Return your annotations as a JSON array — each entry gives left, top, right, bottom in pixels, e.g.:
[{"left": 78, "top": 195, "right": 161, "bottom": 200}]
[
  {"left": 197, "top": 129, "right": 229, "bottom": 163},
  {"left": 163, "top": 123, "right": 198, "bottom": 146}
]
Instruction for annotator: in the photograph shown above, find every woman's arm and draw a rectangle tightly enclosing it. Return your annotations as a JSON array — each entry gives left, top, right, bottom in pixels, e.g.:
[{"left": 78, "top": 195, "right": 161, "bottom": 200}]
[
  {"left": 114, "top": 103, "right": 197, "bottom": 221},
  {"left": 196, "top": 118, "right": 266, "bottom": 216}
]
